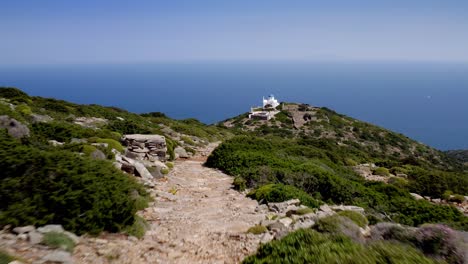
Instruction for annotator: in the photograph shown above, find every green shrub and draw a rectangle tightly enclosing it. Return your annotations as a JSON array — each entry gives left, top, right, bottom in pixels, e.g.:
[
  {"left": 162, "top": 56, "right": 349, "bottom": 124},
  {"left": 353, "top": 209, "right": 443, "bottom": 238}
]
[
  {"left": 166, "top": 162, "right": 174, "bottom": 169},
  {"left": 243, "top": 229, "right": 436, "bottom": 264},
  {"left": 42, "top": 232, "right": 75, "bottom": 252},
  {"left": 338, "top": 211, "right": 368, "bottom": 228},
  {"left": 295, "top": 207, "right": 314, "bottom": 215},
  {"left": 82, "top": 144, "right": 98, "bottom": 156},
  {"left": 247, "top": 225, "right": 268, "bottom": 235},
  {"left": 124, "top": 215, "right": 149, "bottom": 239},
  {"left": 233, "top": 176, "right": 247, "bottom": 191},
  {"left": 314, "top": 215, "right": 363, "bottom": 242},
  {"left": 0, "top": 250, "right": 15, "bottom": 264},
  {"left": 0, "top": 131, "right": 148, "bottom": 235},
  {"left": 248, "top": 184, "right": 322, "bottom": 208},
  {"left": 181, "top": 136, "right": 196, "bottom": 146},
  {"left": 90, "top": 138, "right": 124, "bottom": 153},
  {"left": 161, "top": 168, "right": 169, "bottom": 175},
  {"left": 16, "top": 104, "right": 32, "bottom": 115},
  {"left": 373, "top": 167, "right": 390, "bottom": 176},
  {"left": 0, "top": 87, "right": 31, "bottom": 103}
]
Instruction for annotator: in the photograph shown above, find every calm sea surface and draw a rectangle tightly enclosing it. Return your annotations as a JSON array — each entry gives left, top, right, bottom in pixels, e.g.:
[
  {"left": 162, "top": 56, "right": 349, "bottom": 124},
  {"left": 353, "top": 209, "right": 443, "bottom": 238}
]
[{"left": 1, "top": 62, "right": 467, "bottom": 150}]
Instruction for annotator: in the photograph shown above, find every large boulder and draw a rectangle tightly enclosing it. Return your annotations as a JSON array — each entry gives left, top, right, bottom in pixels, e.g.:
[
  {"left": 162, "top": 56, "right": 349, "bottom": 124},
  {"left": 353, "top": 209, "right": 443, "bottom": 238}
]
[
  {"left": 31, "top": 113, "right": 53, "bottom": 123},
  {"left": 0, "top": 115, "right": 30, "bottom": 139},
  {"left": 90, "top": 149, "right": 106, "bottom": 160},
  {"left": 174, "top": 146, "right": 189, "bottom": 159},
  {"left": 133, "top": 161, "right": 154, "bottom": 180}
]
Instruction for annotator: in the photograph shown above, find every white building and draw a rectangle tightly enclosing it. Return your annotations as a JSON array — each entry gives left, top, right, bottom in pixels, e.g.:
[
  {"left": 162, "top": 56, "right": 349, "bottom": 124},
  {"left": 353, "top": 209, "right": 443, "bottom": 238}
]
[
  {"left": 263, "top": 95, "right": 280, "bottom": 109},
  {"left": 249, "top": 95, "right": 281, "bottom": 120}
]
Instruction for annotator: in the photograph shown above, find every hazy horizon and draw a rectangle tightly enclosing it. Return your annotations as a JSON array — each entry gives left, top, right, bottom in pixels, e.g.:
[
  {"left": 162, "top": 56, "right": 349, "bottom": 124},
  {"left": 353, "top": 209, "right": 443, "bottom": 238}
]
[{"left": 2, "top": 1, "right": 468, "bottom": 64}]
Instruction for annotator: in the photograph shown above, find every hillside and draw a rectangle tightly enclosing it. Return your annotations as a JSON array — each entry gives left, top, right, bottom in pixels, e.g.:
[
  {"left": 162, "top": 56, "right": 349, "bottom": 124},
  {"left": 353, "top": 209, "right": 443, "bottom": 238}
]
[
  {"left": 222, "top": 103, "right": 460, "bottom": 171},
  {"left": 0, "top": 87, "right": 231, "bottom": 236},
  {"left": 446, "top": 149, "right": 468, "bottom": 165},
  {"left": 1, "top": 89, "right": 467, "bottom": 263}
]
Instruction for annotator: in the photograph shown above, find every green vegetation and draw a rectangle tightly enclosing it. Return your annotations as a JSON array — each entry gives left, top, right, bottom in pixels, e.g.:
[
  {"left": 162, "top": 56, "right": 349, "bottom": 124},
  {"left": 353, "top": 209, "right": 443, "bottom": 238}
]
[
  {"left": 0, "top": 87, "right": 231, "bottom": 236},
  {"left": 243, "top": 229, "right": 437, "bottom": 264},
  {"left": 295, "top": 207, "right": 315, "bottom": 215},
  {"left": 247, "top": 184, "right": 322, "bottom": 208},
  {"left": 247, "top": 225, "right": 268, "bottom": 235},
  {"left": 233, "top": 176, "right": 247, "bottom": 191},
  {"left": 337, "top": 211, "right": 368, "bottom": 228},
  {"left": 0, "top": 131, "right": 150, "bottom": 235},
  {"left": 123, "top": 215, "right": 149, "bottom": 239},
  {"left": 373, "top": 167, "right": 390, "bottom": 176},
  {"left": 42, "top": 232, "right": 76, "bottom": 252},
  {"left": 0, "top": 250, "right": 15, "bottom": 264},
  {"left": 206, "top": 136, "right": 468, "bottom": 230}
]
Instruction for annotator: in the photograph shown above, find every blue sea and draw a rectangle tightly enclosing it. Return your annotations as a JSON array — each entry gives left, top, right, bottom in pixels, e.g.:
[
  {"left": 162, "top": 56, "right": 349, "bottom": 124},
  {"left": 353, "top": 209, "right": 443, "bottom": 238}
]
[{"left": 1, "top": 62, "right": 467, "bottom": 150}]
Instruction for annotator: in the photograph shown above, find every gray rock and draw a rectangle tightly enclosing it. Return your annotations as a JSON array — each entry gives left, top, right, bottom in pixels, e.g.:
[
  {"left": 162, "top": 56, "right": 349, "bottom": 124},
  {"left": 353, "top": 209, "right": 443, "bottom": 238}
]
[
  {"left": 17, "top": 233, "right": 28, "bottom": 240},
  {"left": 31, "top": 114, "right": 53, "bottom": 123},
  {"left": 40, "top": 250, "right": 72, "bottom": 264},
  {"left": 28, "top": 231, "right": 44, "bottom": 244},
  {"left": 0, "top": 116, "right": 30, "bottom": 139},
  {"left": 8, "top": 261, "right": 26, "bottom": 264},
  {"left": 410, "top": 193, "right": 424, "bottom": 200},
  {"left": 48, "top": 140, "right": 64, "bottom": 147},
  {"left": 329, "top": 205, "right": 365, "bottom": 214},
  {"left": 37, "top": 224, "right": 64, "bottom": 234},
  {"left": 319, "top": 204, "right": 333, "bottom": 213},
  {"left": 174, "top": 146, "right": 189, "bottom": 159},
  {"left": 278, "top": 217, "right": 293, "bottom": 228},
  {"left": 90, "top": 149, "right": 106, "bottom": 160},
  {"left": 150, "top": 167, "right": 163, "bottom": 179},
  {"left": 113, "top": 162, "right": 122, "bottom": 170},
  {"left": 70, "top": 138, "right": 87, "bottom": 144},
  {"left": 260, "top": 232, "right": 274, "bottom": 244},
  {"left": 134, "top": 161, "right": 154, "bottom": 180},
  {"left": 292, "top": 219, "right": 315, "bottom": 230},
  {"left": 13, "top": 225, "right": 35, "bottom": 234},
  {"left": 268, "top": 200, "right": 300, "bottom": 213},
  {"left": 255, "top": 204, "right": 269, "bottom": 213},
  {"left": 267, "top": 222, "right": 287, "bottom": 232},
  {"left": 91, "top": 142, "right": 109, "bottom": 148}
]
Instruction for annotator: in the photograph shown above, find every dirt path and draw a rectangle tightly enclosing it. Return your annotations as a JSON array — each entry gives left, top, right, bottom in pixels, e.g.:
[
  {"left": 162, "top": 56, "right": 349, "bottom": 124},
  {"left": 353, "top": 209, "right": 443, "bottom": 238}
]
[{"left": 74, "top": 144, "right": 265, "bottom": 264}]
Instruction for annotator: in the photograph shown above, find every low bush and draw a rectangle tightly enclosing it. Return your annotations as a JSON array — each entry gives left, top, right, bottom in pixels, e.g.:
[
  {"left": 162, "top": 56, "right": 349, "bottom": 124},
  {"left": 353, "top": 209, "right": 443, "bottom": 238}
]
[
  {"left": 414, "top": 224, "right": 465, "bottom": 264},
  {"left": 373, "top": 167, "right": 390, "bottom": 176},
  {"left": 0, "top": 250, "right": 15, "bottom": 264},
  {"left": 247, "top": 184, "right": 322, "bottom": 208},
  {"left": 90, "top": 138, "right": 124, "bottom": 153},
  {"left": 161, "top": 168, "right": 169, "bottom": 175},
  {"left": 42, "top": 232, "right": 75, "bottom": 252},
  {"left": 243, "top": 229, "right": 436, "bottom": 264},
  {"left": 123, "top": 215, "right": 149, "bottom": 239},
  {"left": 233, "top": 176, "right": 247, "bottom": 191},
  {"left": 0, "top": 131, "right": 149, "bottom": 235},
  {"left": 337, "top": 211, "right": 368, "bottom": 228},
  {"left": 370, "top": 223, "right": 465, "bottom": 264},
  {"left": 247, "top": 225, "right": 268, "bottom": 235},
  {"left": 314, "top": 215, "right": 363, "bottom": 242},
  {"left": 295, "top": 207, "right": 314, "bottom": 215}
]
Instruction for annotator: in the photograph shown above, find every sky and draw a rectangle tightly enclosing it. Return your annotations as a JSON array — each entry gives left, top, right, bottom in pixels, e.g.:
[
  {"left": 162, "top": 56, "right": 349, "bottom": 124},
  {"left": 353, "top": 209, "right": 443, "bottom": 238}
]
[{"left": 1, "top": 0, "right": 468, "bottom": 64}]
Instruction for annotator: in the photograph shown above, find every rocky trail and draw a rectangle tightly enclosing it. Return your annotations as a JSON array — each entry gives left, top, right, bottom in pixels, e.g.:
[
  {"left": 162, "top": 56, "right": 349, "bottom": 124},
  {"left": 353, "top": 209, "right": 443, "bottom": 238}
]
[{"left": 73, "top": 143, "right": 266, "bottom": 264}]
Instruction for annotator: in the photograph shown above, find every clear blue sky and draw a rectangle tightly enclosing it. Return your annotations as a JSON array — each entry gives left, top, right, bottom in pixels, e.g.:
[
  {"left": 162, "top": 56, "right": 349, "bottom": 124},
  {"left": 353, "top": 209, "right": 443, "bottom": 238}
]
[{"left": 2, "top": 0, "right": 468, "bottom": 64}]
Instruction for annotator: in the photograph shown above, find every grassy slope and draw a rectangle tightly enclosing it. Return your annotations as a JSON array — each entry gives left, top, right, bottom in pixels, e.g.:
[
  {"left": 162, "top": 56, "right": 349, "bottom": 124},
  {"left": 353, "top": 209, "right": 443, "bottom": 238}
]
[{"left": 0, "top": 87, "right": 231, "bottom": 235}]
